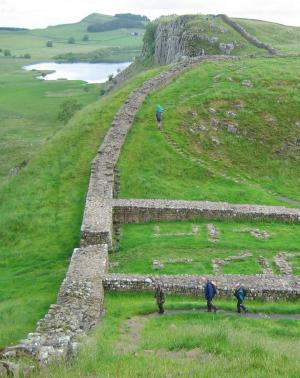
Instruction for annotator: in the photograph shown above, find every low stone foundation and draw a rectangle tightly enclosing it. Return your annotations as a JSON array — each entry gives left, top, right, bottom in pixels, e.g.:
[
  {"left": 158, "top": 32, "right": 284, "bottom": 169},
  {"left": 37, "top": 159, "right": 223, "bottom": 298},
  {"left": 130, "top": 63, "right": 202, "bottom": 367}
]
[
  {"left": 104, "top": 273, "right": 300, "bottom": 300},
  {"left": 113, "top": 199, "right": 300, "bottom": 224}
]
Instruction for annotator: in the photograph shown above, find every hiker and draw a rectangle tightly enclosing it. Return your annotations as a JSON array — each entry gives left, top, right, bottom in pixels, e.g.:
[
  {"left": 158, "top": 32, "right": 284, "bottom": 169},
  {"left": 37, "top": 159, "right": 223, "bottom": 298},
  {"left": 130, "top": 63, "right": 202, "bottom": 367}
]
[
  {"left": 156, "top": 104, "right": 164, "bottom": 124},
  {"left": 154, "top": 285, "right": 165, "bottom": 314},
  {"left": 234, "top": 283, "right": 247, "bottom": 313},
  {"left": 203, "top": 278, "right": 217, "bottom": 312}
]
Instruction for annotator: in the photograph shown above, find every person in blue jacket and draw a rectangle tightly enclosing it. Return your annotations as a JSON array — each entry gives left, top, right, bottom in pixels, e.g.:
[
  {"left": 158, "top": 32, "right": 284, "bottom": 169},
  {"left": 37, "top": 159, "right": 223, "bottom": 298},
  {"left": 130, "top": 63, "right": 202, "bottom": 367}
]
[
  {"left": 204, "top": 278, "right": 217, "bottom": 312},
  {"left": 156, "top": 104, "right": 164, "bottom": 123},
  {"left": 234, "top": 283, "right": 247, "bottom": 313}
]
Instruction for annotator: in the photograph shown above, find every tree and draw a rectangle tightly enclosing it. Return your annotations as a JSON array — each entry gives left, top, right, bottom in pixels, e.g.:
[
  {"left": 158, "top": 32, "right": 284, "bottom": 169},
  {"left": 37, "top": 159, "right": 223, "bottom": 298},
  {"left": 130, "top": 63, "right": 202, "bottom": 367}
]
[
  {"left": 4, "top": 49, "right": 11, "bottom": 56},
  {"left": 46, "top": 40, "right": 53, "bottom": 47},
  {"left": 68, "top": 37, "right": 75, "bottom": 44},
  {"left": 82, "top": 34, "right": 89, "bottom": 41}
]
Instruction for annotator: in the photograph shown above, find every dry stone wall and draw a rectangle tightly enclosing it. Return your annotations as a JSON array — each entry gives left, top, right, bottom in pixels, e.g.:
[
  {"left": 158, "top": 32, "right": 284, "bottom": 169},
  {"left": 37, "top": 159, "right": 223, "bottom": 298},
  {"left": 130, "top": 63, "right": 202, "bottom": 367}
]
[
  {"left": 113, "top": 199, "right": 300, "bottom": 224},
  {"left": 104, "top": 273, "right": 300, "bottom": 300}
]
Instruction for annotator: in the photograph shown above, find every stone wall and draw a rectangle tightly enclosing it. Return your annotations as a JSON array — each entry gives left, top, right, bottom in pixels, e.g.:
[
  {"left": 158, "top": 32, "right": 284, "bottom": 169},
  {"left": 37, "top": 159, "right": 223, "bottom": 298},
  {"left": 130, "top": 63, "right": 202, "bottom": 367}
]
[
  {"left": 113, "top": 199, "right": 300, "bottom": 224},
  {"left": 219, "top": 14, "right": 277, "bottom": 55},
  {"left": 104, "top": 273, "right": 300, "bottom": 300},
  {"left": 1, "top": 244, "right": 108, "bottom": 365}
]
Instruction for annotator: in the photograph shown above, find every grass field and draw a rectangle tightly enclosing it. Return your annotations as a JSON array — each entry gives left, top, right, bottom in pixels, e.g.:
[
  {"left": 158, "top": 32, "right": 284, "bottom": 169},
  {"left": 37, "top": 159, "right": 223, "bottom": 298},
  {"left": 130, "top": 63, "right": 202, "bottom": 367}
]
[
  {"left": 0, "top": 58, "right": 101, "bottom": 186},
  {"left": 110, "top": 220, "right": 300, "bottom": 275},
  {"left": 0, "top": 66, "right": 163, "bottom": 348},
  {"left": 118, "top": 57, "right": 300, "bottom": 205},
  {"left": 36, "top": 292, "right": 300, "bottom": 378}
]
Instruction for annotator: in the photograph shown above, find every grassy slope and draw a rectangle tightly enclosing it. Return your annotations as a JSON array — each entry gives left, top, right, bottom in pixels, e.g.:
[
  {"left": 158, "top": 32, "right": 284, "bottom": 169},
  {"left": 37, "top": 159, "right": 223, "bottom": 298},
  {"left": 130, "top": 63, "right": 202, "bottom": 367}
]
[
  {"left": 118, "top": 57, "right": 300, "bottom": 204},
  {"left": 234, "top": 18, "right": 300, "bottom": 54},
  {"left": 38, "top": 293, "right": 300, "bottom": 378},
  {"left": 0, "top": 66, "right": 163, "bottom": 348},
  {"left": 110, "top": 220, "right": 300, "bottom": 275},
  {"left": 0, "top": 58, "right": 100, "bottom": 185}
]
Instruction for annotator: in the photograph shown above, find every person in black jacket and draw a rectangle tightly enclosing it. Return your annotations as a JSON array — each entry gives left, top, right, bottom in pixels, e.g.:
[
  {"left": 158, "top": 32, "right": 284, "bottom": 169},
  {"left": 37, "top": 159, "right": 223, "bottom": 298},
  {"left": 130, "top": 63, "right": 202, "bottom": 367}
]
[
  {"left": 203, "top": 278, "right": 217, "bottom": 312},
  {"left": 234, "top": 283, "right": 247, "bottom": 313},
  {"left": 154, "top": 285, "right": 165, "bottom": 314}
]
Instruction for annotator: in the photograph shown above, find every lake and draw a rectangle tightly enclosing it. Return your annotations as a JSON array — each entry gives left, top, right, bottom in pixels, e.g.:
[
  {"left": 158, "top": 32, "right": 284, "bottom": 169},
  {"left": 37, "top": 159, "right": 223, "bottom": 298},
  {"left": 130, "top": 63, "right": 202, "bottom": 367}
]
[{"left": 23, "top": 62, "right": 132, "bottom": 83}]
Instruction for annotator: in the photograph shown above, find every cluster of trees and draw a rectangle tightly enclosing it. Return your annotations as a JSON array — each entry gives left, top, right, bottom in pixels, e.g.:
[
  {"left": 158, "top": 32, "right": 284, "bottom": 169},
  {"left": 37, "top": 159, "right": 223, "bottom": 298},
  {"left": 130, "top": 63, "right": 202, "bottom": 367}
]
[
  {"left": 87, "top": 13, "right": 149, "bottom": 32},
  {"left": 0, "top": 48, "right": 30, "bottom": 58},
  {"left": 0, "top": 27, "right": 28, "bottom": 31}
]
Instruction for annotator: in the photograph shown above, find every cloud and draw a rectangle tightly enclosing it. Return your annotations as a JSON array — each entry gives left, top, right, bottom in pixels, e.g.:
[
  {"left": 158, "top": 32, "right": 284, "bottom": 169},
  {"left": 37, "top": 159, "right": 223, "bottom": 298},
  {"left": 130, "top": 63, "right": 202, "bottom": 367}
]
[{"left": 0, "top": 0, "right": 299, "bottom": 28}]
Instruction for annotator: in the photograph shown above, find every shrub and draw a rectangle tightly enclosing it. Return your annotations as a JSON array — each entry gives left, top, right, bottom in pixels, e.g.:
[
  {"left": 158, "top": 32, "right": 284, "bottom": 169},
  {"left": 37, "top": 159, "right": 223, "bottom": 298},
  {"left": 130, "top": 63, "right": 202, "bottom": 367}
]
[
  {"left": 82, "top": 34, "right": 89, "bottom": 41},
  {"left": 68, "top": 37, "right": 75, "bottom": 44},
  {"left": 57, "top": 99, "right": 82, "bottom": 123},
  {"left": 46, "top": 40, "right": 53, "bottom": 47},
  {"left": 4, "top": 49, "right": 11, "bottom": 56}
]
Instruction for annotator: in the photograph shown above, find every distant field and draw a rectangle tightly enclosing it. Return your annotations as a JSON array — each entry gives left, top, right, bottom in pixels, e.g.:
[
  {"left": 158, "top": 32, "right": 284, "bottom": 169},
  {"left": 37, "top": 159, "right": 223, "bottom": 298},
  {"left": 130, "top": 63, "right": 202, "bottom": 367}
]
[
  {"left": 0, "top": 58, "right": 100, "bottom": 186},
  {"left": 118, "top": 57, "right": 300, "bottom": 205},
  {"left": 0, "top": 21, "right": 144, "bottom": 60},
  {"left": 38, "top": 292, "right": 300, "bottom": 378},
  {"left": 110, "top": 220, "right": 300, "bottom": 275}
]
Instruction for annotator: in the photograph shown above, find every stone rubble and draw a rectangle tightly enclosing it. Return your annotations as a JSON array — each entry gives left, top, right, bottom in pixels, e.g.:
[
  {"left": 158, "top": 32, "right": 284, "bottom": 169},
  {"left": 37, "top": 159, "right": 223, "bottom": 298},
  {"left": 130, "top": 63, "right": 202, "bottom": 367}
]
[
  {"left": 257, "top": 256, "right": 273, "bottom": 275},
  {"left": 206, "top": 224, "right": 219, "bottom": 242},
  {"left": 212, "top": 252, "right": 252, "bottom": 275}
]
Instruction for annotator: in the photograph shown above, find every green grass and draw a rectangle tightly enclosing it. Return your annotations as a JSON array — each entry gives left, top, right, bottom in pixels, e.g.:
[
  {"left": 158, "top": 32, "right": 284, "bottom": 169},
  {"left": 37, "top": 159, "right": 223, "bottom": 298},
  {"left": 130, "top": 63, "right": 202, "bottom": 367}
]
[
  {"left": 118, "top": 57, "right": 300, "bottom": 205},
  {"left": 0, "top": 58, "right": 100, "bottom": 186},
  {"left": 0, "top": 66, "right": 163, "bottom": 348},
  {"left": 35, "top": 292, "right": 300, "bottom": 378},
  {"left": 110, "top": 220, "right": 300, "bottom": 275}
]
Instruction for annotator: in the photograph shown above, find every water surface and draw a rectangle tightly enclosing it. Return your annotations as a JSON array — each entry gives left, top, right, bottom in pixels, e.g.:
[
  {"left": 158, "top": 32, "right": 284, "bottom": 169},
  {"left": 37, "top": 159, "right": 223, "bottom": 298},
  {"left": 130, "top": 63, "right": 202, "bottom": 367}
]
[{"left": 23, "top": 62, "right": 131, "bottom": 83}]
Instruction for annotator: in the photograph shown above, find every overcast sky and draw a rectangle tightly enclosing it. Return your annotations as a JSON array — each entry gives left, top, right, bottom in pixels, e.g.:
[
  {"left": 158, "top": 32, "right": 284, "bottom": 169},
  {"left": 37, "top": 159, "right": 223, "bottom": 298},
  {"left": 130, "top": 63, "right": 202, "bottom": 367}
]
[{"left": 0, "top": 0, "right": 299, "bottom": 28}]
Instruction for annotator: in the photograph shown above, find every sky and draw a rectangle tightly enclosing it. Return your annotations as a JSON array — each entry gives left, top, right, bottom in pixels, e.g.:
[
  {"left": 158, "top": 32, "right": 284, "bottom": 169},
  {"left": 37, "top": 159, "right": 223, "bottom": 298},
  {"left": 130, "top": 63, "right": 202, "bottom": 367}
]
[{"left": 0, "top": 0, "right": 299, "bottom": 29}]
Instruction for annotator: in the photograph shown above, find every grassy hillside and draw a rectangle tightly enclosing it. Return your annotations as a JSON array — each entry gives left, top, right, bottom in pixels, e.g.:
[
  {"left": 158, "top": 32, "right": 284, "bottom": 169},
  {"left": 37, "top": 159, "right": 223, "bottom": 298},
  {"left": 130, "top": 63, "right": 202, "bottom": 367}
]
[
  {"left": 0, "top": 58, "right": 100, "bottom": 186},
  {"left": 234, "top": 18, "right": 300, "bottom": 54},
  {"left": 0, "top": 66, "right": 163, "bottom": 348},
  {"left": 118, "top": 56, "right": 300, "bottom": 205},
  {"left": 110, "top": 220, "right": 300, "bottom": 275},
  {"left": 0, "top": 13, "right": 144, "bottom": 61},
  {"left": 37, "top": 293, "right": 300, "bottom": 378}
]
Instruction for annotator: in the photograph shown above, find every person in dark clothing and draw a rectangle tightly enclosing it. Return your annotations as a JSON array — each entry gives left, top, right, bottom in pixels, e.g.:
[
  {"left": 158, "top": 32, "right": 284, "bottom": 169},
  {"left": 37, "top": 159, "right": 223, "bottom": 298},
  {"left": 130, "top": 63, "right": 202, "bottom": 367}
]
[
  {"left": 154, "top": 285, "right": 165, "bottom": 314},
  {"left": 203, "top": 278, "right": 217, "bottom": 312},
  {"left": 156, "top": 104, "right": 164, "bottom": 124},
  {"left": 234, "top": 284, "right": 247, "bottom": 313}
]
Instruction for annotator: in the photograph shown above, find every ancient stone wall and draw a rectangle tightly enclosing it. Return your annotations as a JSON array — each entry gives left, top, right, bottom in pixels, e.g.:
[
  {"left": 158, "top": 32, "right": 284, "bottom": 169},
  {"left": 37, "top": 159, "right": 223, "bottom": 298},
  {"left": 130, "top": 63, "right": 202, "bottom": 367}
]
[
  {"left": 113, "top": 199, "right": 300, "bottom": 224},
  {"left": 219, "top": 14, "right": 277, "bottom": 55},
  {"left": 104, "top": 273, "right": 300, "bottom": 300},
  {"left": 1, "top": 245, "right": 108, "bottom": 365}
]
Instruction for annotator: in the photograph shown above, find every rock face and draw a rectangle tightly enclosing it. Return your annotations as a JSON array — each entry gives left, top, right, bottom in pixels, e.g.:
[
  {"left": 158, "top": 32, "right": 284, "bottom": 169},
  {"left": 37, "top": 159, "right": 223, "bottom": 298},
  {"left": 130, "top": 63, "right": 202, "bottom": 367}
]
[{"left": 154, "top": 16, "right": 191, "bottom": 65}]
